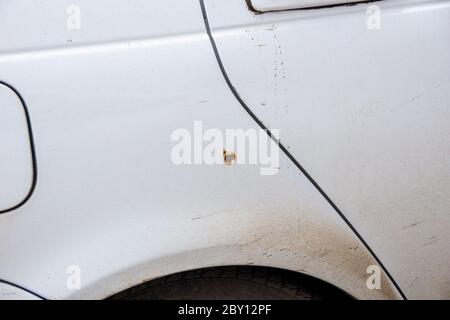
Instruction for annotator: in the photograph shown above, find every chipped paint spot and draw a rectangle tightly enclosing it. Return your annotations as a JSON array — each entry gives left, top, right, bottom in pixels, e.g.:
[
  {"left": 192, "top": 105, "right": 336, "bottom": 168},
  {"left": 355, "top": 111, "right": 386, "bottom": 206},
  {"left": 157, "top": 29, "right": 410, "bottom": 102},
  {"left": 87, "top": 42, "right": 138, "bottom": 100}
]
[{"left": 223, "top": 150, "right": 237, "bottom": 165}]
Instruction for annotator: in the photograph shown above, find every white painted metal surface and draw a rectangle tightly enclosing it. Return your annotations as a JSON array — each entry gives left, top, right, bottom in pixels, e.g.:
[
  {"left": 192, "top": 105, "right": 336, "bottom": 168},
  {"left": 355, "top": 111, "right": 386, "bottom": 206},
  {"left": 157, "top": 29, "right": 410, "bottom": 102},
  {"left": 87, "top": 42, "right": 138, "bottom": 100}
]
[
  {"left": 0, "top": 83, "right": 34, "bottom": 212},
  {"left": 250, "top": 0, "right": 363, "bottom": 11},
  {"left": 0, "top": 0, "right": 399, "bottom": 299},
  {"left": 0, "top": 0, "right": 447, "bottom": 300},
  {"left": 204, "top": 0, "right": 450, "bottom": 299}
]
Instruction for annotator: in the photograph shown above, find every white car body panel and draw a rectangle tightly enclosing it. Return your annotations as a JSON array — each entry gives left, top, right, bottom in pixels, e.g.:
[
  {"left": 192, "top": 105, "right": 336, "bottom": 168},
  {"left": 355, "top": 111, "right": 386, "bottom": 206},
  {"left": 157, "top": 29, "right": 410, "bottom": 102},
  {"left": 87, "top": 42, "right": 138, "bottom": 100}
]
[
  {"left": 204, "top": 0, "right": 450, "bottom": 299},
  {"left": 0, "top": 0, "right": 447, "bottom": 300}
]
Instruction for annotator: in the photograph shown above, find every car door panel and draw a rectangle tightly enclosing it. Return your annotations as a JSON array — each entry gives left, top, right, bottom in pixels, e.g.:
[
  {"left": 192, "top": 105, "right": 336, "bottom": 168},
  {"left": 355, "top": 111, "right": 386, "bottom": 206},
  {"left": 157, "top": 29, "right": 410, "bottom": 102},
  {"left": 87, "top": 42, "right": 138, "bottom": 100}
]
[{"left": 203, "top": 0, "right": 450, "bottom": 299}]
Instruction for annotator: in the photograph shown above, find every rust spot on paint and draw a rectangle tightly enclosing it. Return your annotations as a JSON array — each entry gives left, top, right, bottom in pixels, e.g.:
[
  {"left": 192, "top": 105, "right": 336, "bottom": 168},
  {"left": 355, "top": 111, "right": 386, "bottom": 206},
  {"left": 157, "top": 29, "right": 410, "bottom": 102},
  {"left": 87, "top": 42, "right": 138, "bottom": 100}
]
[{"left": 223, "top": 150, "right": 237, "bottom": 166}]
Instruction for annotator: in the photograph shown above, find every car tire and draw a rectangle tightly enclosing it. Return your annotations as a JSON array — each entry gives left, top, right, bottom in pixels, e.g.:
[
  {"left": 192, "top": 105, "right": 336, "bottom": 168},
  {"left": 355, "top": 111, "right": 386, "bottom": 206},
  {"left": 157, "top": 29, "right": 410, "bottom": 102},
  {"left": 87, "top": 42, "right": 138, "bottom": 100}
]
[{"left": 110, "top": 266, "right": 350, "bottom": 300}]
